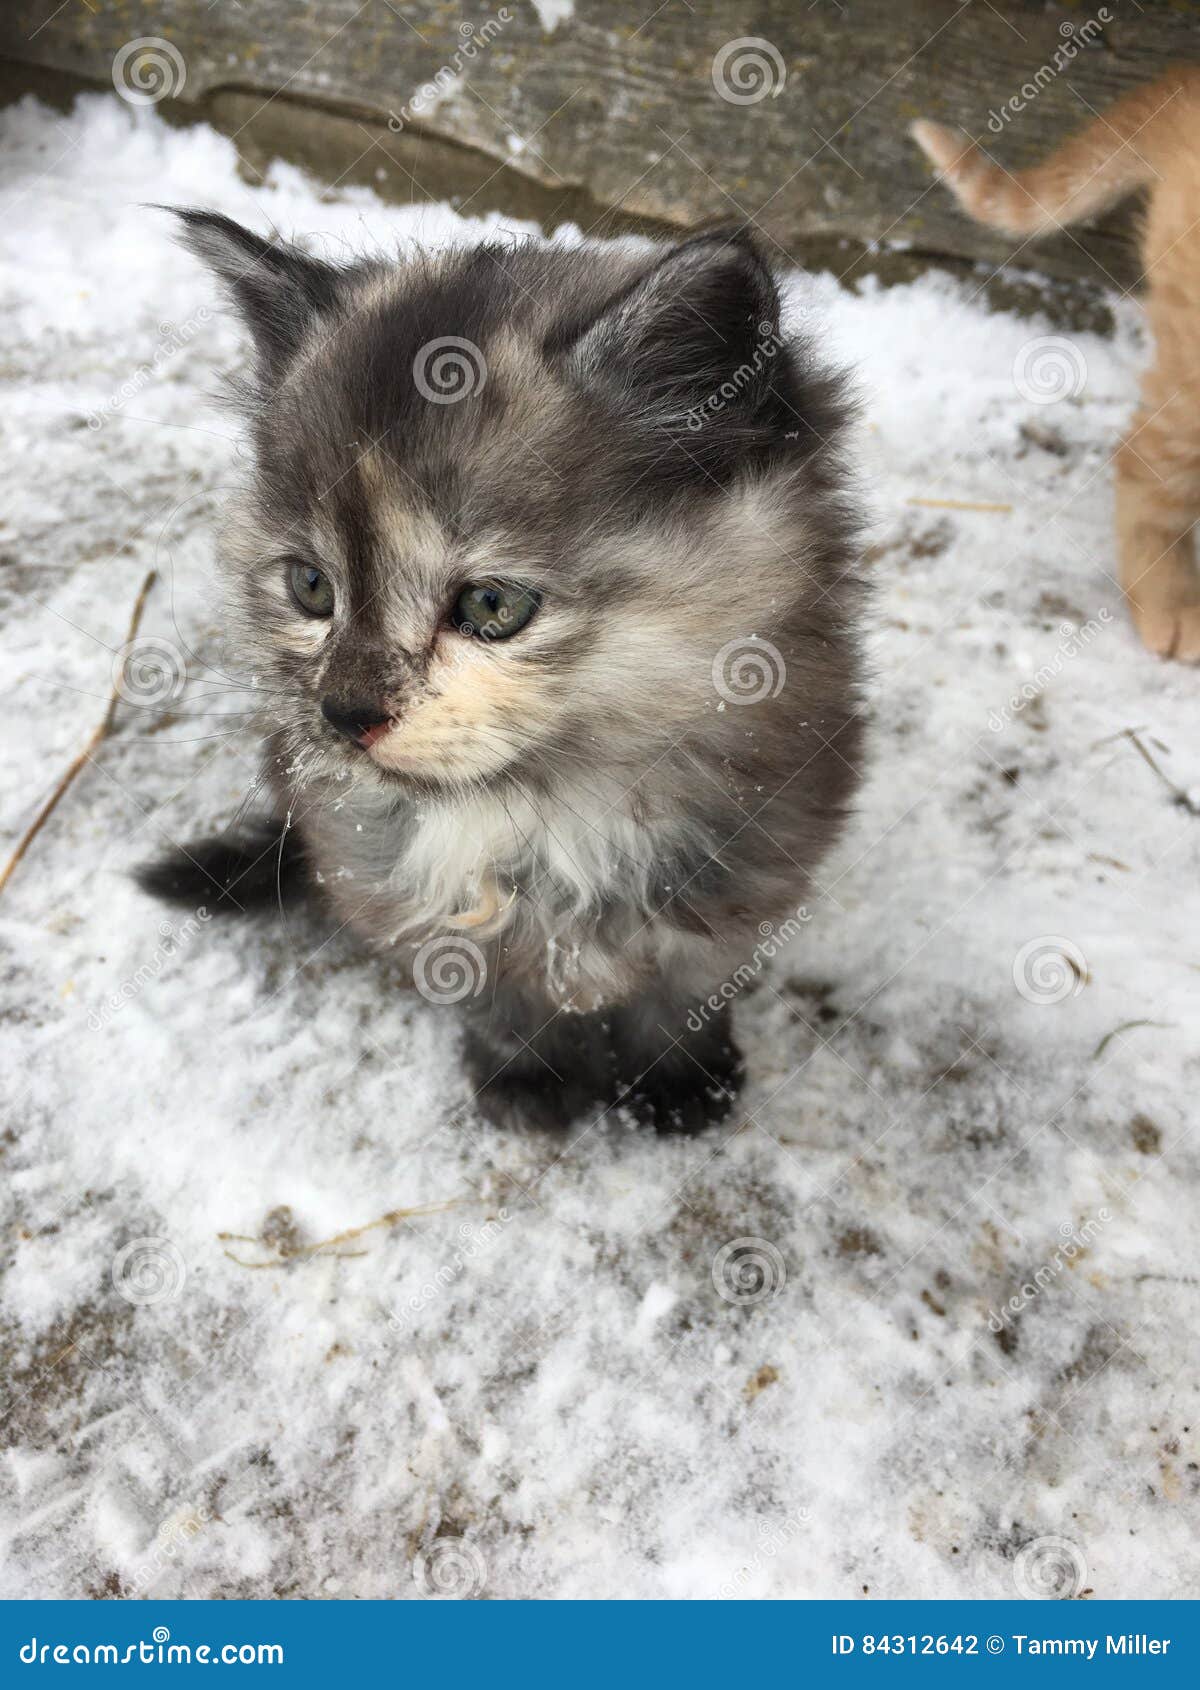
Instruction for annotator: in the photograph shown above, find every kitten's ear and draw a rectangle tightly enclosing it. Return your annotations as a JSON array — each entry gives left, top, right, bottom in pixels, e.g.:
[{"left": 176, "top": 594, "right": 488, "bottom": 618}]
[
  {"left": 167, "top": 208, "right": 341, "bottom": 372},
  {"left": 557, "top": 231, "right": 781, "bottom": 422}
]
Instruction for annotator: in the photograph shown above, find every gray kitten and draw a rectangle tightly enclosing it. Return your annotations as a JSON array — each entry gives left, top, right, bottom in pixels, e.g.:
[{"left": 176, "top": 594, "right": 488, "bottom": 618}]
[{"left": 141, "top": 212, "right": 865, "bottom": 1132}]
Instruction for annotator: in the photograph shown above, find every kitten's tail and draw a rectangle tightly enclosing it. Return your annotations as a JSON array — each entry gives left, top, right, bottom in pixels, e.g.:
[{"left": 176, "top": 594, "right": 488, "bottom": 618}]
[
  {"left": 910, "top": 67, "right": 1200, "bottom": 236},
  {"left": 134, "top": 821, "right": 308, "bottom": 916}
]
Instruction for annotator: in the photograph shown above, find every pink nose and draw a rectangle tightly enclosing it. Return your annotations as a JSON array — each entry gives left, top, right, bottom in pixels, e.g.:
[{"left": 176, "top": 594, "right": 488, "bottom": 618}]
[
  {"left": 358, "top": 719, "right": 392, "bottom": 750},
  {"left": 321, "top": 697, "right": 392, "bottom": 748}
]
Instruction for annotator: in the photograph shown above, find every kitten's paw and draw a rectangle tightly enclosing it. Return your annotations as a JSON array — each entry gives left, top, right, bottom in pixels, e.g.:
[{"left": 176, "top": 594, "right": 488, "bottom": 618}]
[
  {"left": 1134, "top": 601, "right": 1200, "bottom": 663},
  {"left": 465, "top": 1051, "right": 602, "bottom": 1133},
  {"left": 616, "top": 1042, "right": 745, "bottom": 1135}
]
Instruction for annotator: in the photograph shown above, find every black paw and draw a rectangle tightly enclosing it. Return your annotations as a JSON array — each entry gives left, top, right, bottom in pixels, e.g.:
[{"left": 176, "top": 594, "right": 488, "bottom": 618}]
[
  {"left": 461, "top": 1003, "right": 744, "bottom": 1135},
  {"left": 616, "top": 1040, "right": 745, "bottom": 1134},
  {"left": 463, "top": 1030, "right": 605, "bottom": 1132}
]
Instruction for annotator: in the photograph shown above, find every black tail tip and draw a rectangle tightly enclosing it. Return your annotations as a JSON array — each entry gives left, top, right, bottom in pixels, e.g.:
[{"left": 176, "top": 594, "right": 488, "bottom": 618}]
[{"left": 134, "top": 824, "right": 308, "bottom": 916}]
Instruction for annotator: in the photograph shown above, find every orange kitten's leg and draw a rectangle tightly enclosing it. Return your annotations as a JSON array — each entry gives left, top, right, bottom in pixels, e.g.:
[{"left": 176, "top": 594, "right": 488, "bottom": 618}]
[{"left": 1114, "top": 380, "right": 1200, "bottom": 662}]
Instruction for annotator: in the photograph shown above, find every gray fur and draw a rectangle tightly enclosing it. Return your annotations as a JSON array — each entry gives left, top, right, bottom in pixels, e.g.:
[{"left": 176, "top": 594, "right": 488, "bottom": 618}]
[{"left": 144, "top": 213, "right": 867, "bottom": 1132}]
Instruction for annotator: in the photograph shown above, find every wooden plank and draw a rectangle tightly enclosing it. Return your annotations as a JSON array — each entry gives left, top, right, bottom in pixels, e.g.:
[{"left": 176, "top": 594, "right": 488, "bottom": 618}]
[{"left": 3, "top": 0, "right": 1196, "bottom": 284}]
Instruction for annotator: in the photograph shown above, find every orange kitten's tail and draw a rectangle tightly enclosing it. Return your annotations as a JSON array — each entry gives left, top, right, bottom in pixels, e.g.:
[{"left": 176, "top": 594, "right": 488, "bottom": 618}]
[{"left": 910, "top": 67, "right": 1200, "bottom": 236}]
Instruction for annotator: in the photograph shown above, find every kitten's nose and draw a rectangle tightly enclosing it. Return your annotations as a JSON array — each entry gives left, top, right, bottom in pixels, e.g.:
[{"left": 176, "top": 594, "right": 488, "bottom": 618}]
[{"left": 321, "top": 697, "right": 392, "bottom": 749}]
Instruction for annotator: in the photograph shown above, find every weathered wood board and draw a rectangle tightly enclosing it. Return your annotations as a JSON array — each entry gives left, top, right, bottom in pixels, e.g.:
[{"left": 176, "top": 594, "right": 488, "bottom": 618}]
[{"left": 3, "top": 1, "right": 1198, "bottom": 285}]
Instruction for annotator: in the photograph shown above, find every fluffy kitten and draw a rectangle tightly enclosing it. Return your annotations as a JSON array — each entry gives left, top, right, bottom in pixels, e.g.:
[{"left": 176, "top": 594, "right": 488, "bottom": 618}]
[
  {"left": 912, "top": 67, "right": 1200, "bottom": 661},
  {"left": 140, "top": 214, "right": 865, "bottom": 1131}
]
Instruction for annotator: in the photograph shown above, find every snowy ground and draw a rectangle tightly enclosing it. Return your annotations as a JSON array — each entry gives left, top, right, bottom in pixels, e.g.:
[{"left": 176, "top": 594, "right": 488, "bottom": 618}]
[{"left": 1, "top": 94, "right": 1198, "bottom": 1601}]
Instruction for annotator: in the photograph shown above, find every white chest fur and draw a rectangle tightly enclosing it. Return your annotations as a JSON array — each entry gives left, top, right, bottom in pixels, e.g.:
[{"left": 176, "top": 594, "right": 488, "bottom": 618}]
[{"left": 304, "top": 772, "right": 718, "bottom": 1008}]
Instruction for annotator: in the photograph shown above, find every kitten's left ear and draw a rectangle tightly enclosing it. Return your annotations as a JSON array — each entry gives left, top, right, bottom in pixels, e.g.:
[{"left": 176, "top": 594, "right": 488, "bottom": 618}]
[
  {"left": 556, "top": 230, "right": 781, "bottom": 422},
  {"left": 167, "top": 207, "right": 342, "bottom": 374}
]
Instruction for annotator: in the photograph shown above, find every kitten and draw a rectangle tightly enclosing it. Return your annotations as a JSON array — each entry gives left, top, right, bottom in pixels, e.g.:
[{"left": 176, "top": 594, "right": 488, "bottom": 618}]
[
  {"left": 140, "top": 214, "right": 865, "bottom": 1131},
  {"left": 912, "top": 67, "right": 1200, "bottom": 662}
]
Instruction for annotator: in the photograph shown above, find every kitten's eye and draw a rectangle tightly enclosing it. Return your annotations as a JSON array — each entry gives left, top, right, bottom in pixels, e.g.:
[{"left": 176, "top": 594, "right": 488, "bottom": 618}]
[
  {"left": 453, "top": 580, "right": 541, "bottom": 641},
  {"left": 288, "top": 560, "right": 335, "bottom": 618}
]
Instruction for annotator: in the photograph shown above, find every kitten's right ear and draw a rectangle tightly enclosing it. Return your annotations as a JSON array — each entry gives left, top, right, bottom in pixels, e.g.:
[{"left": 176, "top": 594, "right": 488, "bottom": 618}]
[
  {"left": 551, "top": 230, "right": 782, "bottom": 434},
  {"left": 166, "top": 208, "right": 341, "bottom": 372}
]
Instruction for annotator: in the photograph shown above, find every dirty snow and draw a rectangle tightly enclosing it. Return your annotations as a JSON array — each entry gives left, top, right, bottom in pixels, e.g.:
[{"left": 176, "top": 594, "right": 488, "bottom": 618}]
[{"left": 1, "top": 93, "right": 1198, "bottom": 1601}]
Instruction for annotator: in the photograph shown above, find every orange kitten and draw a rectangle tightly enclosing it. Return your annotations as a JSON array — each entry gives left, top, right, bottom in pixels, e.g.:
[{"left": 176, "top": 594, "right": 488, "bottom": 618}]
[{"left": 912, "top": 68, "right": 1200, "bottom": 661}]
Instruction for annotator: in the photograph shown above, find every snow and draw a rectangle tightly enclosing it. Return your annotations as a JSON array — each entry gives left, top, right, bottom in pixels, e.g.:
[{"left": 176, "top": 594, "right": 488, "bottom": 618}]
[
  {"left": 528, "top": 0, "right": 575, "bottom": 33},
  {"left": 1, "top": 93, "right": 1198, "bottom": 1601}
]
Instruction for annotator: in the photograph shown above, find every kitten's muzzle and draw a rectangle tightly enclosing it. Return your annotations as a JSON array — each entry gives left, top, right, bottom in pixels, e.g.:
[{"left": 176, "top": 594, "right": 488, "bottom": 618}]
[{"left": 321, "top": 696, "right": 393, "bottom": 750}]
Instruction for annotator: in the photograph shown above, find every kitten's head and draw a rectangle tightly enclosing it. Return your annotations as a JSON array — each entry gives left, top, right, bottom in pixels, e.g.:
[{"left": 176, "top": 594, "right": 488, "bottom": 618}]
[{"left": 178, "top": 212, "right": 856, "bottom": 801}]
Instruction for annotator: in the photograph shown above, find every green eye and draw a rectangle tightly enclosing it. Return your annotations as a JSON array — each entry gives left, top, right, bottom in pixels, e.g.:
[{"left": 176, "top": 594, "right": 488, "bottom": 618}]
[
  {"left": 288, "top": 560, "right": 335, "bottom": 618},
  {"left": 453, "top": 580, "right": 541, "bottom": 640}
]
